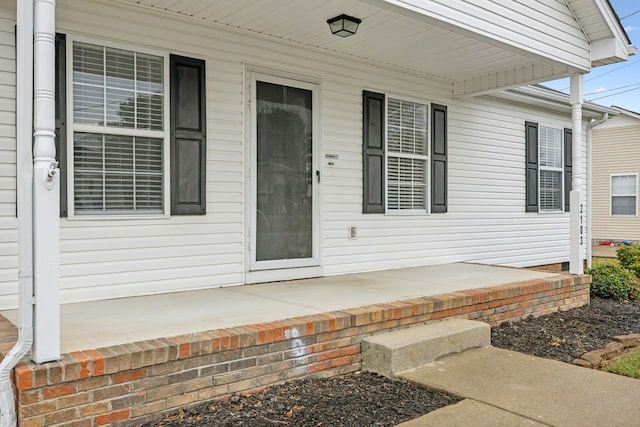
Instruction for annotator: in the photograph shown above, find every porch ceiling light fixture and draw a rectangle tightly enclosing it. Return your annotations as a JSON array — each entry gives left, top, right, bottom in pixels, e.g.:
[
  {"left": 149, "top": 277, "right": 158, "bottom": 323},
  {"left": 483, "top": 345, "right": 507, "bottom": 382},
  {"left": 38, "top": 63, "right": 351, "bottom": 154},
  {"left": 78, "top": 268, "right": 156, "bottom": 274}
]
[{"left": 327, "top": 14, "right": 361, "bottom": 37}]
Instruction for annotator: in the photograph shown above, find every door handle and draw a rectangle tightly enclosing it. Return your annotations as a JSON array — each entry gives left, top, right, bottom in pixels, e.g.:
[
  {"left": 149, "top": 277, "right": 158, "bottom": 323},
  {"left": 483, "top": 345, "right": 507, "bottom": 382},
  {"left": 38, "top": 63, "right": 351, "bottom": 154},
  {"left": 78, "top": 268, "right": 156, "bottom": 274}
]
[{"left": 316, "top": 170, "right": 320, "bottom": 183}]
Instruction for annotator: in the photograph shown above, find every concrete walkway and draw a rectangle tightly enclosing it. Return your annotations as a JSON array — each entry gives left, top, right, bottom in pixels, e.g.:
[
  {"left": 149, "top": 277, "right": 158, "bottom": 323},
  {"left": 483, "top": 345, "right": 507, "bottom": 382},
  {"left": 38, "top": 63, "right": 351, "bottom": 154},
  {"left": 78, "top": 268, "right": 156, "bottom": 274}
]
[{"left": 397, "top": 347, "right": 640, "bottom": 427}]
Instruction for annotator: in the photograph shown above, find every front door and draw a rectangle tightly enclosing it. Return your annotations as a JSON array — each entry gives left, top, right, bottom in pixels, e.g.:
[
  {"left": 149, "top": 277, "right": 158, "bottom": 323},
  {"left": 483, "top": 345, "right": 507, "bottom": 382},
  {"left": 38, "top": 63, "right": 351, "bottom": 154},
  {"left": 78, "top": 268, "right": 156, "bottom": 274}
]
[{"left": 248, "top": 72, "right": 320, "bottom": 274}]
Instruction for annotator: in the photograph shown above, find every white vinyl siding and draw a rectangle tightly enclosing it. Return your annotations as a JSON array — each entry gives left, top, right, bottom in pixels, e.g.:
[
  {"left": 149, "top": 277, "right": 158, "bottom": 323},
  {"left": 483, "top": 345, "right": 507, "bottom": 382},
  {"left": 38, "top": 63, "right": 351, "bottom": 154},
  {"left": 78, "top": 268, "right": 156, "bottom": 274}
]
[
  {"left": 0, "top": 8, "right": 15, "bottom": 218},
  {"left": 0, "top": 8, "right": 18, "bottom": 309},
  {"left": 538, "top": 126, "right": 563, "bottom": 212},
  {"left": 70, "top": 40, "right": 166, "bottom": 216},
  {"left": 386, "top": 98, "right": 428, "bottom": 213},
  {"left": 611, "top": 174, "right": 637, "bottom": 216}
]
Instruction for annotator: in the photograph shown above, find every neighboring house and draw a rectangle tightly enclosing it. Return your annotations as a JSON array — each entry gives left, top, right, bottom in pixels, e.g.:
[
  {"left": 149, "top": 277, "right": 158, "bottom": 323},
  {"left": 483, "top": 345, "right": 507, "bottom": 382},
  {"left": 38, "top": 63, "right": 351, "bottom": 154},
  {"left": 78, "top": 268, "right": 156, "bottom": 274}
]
[
  {"left": 592, "top": 107, "right": 640, "bottom": 243},
  {"left": 0, "top": 1, "right": 633, "bottom": 358}
]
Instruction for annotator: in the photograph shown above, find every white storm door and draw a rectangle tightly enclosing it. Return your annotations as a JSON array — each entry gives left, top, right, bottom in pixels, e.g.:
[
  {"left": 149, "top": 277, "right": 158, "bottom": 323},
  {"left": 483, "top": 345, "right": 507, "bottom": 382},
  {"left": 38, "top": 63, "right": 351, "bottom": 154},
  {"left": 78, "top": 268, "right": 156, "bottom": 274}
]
[{"left": 249, "top": 73, "right": 320, "bottom": 271}]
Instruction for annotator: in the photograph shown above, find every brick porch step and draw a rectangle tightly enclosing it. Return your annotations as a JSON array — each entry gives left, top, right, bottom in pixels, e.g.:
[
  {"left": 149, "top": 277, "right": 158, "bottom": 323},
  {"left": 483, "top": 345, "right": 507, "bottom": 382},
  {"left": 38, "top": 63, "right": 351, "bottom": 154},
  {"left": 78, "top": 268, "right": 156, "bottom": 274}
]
[{"left": 361, "top": 318, "right": 490, "bottom": 377}]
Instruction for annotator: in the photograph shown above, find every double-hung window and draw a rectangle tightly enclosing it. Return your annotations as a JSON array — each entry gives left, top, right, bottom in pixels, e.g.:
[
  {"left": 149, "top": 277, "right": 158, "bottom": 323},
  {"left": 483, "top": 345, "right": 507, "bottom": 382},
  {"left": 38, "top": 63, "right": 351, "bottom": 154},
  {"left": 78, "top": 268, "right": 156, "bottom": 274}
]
[
  {"left": 57, "top": 35, "right": 207, "bottom": 218},
  {"left": 386, "top": 98, "right": 429, "bottom": 213},
  {"left": 611, "top": 174, "right": 637, "bottom": 216},
  {"left": 538, "top": 126, "right": 564, "bottom": 211},
  {"left": 70, "top": 40, "right": 168, "bottom": 216},
  {"left": 362, "top": 91, "right": 447, "bottom": 215},
  {"left": 525, "top": 122, "right": 572, "bottom": 213}
]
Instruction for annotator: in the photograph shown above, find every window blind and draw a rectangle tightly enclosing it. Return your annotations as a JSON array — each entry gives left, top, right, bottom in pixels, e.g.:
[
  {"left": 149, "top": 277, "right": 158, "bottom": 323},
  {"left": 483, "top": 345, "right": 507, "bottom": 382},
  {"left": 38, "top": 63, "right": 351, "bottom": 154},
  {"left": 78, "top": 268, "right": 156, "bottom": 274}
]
[
  {"left": 387, "top": 98, "right": 428, "bottom": 211},
  {"left": 74, "top": 133, "right": 163, "bottom": 213},
  {"left": 539, "top": 126, "right": 563, "bottom": 211},
  {"left": 72, "top": 41, "right": 165, "bottom": 214}
]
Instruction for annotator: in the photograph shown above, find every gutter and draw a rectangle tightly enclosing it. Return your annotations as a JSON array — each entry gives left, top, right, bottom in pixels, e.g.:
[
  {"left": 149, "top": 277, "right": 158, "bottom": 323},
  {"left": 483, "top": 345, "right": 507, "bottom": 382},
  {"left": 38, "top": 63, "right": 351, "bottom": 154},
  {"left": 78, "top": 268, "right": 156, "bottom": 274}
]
[
  {"left": 586, "top": 113, "right": 610, "bottom": 269},
  {"left": 498, "top": 85, "right": 619, "bottom": 117},
  {"left": 0, "top": 0, "right": 34, "bottom": 425}
]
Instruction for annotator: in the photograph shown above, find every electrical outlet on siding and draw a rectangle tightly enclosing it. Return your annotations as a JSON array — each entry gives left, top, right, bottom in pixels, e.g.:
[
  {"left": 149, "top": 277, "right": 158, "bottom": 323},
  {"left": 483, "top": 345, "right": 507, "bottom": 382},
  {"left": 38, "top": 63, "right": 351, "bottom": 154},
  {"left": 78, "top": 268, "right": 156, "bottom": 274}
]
[{"left": 349, "top": 226, "right": 357, "bottom": 240}]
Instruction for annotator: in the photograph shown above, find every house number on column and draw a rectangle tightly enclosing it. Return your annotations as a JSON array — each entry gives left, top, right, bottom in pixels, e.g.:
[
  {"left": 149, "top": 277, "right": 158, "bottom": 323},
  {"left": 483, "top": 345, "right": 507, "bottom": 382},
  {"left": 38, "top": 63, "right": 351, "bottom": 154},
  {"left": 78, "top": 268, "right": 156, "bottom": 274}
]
[{"left": 579, "top": 204, "right": 584, "bottom": 246}]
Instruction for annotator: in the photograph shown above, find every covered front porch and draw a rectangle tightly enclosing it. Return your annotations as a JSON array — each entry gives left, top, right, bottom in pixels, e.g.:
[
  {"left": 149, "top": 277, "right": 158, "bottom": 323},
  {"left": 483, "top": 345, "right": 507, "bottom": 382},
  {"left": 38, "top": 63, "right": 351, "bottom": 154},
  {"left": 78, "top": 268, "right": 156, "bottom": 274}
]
[
  {"left": 0, "top": 263, "right": 589, "bottom": 425},
  {"left": 11, "top": 0, "right": 633, "bottom": 368}
]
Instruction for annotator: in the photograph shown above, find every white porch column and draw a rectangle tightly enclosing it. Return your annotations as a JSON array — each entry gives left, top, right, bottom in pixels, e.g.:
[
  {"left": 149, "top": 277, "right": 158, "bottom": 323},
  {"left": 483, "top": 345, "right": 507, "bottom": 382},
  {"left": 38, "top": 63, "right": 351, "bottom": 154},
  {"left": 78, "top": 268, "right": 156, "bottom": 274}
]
[
  {"left": 569, "top": 73, "right": 584, "bottom": 275},
  {"left": 32, "top": 0, "right": 60, "bottom": 363}
]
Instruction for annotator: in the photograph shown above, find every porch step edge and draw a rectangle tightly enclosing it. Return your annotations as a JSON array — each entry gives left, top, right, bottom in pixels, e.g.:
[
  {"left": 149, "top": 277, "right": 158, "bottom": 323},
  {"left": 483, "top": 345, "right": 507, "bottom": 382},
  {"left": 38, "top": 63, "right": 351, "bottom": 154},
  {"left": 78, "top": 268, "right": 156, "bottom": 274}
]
[{"left": 361, "top": 318, "right": 490, "bottom": 378}]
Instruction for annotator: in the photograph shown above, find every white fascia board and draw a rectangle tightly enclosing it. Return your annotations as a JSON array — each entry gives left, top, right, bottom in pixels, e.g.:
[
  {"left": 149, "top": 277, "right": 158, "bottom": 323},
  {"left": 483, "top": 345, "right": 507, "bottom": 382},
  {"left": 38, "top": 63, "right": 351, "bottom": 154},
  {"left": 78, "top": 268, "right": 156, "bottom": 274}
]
[
  {"left": 610, "top": 106, "right": 640, "bottom": 120},
  {"left": 453, "top": 63, "right": 571, "bottom": 99}
]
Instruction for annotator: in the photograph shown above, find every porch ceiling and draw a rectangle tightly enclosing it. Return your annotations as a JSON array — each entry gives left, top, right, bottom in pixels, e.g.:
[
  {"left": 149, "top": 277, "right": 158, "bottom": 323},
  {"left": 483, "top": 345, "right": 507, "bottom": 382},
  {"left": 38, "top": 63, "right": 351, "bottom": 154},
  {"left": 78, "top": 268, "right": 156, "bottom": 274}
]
[{"left": 116, "top": 0, "right": 591, "bottom": 98}]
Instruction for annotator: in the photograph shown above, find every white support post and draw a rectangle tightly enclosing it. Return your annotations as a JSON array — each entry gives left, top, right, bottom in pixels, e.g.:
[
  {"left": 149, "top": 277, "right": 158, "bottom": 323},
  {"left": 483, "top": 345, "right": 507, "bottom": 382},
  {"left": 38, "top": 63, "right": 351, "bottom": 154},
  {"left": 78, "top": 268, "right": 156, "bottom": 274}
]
[
  {"left": 32, "top": 0, "right": 60, "bottom": 363},
  {"left": 569, "top": 73, "right": 584, "bottom": 275}
]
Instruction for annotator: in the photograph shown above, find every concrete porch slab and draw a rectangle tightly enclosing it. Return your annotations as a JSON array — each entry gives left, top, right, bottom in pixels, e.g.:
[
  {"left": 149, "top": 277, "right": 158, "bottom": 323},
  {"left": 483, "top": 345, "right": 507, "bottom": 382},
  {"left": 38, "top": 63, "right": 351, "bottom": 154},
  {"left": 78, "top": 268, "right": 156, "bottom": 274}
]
[{"left": 2, "top": 263, "right": 555, "bottom": 353}]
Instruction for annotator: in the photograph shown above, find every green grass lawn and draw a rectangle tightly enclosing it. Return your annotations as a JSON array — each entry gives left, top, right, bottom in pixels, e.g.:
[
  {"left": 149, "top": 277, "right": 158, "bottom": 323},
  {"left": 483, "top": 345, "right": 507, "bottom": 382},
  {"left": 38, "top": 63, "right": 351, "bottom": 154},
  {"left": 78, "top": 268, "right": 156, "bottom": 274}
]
[
  {"left": 603, "top": 347, "right": 640, "bottom": 379},
  {"left": 591, "top": 257, "right": 619, "bottom": 267}
]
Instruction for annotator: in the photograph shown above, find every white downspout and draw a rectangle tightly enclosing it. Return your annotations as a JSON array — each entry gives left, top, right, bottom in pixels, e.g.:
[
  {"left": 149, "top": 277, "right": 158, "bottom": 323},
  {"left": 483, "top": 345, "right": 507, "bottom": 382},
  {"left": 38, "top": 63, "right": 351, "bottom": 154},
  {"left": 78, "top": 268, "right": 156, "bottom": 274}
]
[
  {"left": 586, "top": 113, "right": 610, "bottom": 269},
  {"left": 0, "top": 1, "right": 34, "bottom": 425},
  {"left": 569, "top": 73, "right": 584, "bottom": 275},
  {"left": 32, "top": 0, "right": 60, "bottom": 364}
]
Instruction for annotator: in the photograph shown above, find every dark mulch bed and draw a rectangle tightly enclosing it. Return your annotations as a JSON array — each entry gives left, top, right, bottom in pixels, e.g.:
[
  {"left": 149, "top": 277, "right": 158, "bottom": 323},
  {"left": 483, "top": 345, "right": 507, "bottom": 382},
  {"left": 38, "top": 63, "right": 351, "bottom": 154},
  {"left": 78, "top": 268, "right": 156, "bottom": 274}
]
[
  {"left": 140, "top": 298, "right": 640, "bottom": 427},
  {"left": 140, "top": 372, "right": 460, "bottom": 426},
  {"left": 491, "top": 298, "right": 640, "bottom": 363}
]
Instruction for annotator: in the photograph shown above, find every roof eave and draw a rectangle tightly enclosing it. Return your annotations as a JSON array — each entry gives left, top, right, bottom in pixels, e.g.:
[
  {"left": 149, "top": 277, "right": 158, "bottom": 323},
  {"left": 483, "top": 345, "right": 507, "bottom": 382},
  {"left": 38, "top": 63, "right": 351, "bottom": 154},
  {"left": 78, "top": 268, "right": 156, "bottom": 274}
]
[{"left": 493, "top": 85, "right": 620, "bottom": 118}]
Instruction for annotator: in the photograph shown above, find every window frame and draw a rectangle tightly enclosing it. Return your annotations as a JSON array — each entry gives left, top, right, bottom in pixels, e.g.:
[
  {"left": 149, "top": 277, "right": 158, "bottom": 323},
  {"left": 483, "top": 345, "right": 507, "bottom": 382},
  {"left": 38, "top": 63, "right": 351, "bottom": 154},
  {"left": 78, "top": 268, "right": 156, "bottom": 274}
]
[
  {"left": 537, "top": 124, "right": 564, "bottom": 213},
  {"left": 610, "top": 173, "right": 638, "bottom": 217},
  {"left": 65, "top": 35, "right": 171, "bottom": 219},
  {"left": 384, "top": 94, "right": 431, "bottom": 215}
]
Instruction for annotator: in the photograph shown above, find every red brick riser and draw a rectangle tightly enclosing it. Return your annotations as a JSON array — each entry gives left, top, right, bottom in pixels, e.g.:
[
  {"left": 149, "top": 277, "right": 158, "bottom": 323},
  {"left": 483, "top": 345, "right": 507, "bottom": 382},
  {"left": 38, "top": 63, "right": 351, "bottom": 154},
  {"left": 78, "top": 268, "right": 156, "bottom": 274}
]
[{"left": 0, "top": 274, "right": 589, "bottom": 426}]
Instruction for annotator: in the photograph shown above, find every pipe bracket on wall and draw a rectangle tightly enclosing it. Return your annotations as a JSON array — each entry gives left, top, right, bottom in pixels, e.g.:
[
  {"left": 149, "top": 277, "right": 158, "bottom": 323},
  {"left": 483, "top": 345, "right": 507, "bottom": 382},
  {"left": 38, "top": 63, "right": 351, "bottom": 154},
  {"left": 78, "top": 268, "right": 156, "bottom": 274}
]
[{"left": 45, "top": 162, "right": 59, "bottom": 190}]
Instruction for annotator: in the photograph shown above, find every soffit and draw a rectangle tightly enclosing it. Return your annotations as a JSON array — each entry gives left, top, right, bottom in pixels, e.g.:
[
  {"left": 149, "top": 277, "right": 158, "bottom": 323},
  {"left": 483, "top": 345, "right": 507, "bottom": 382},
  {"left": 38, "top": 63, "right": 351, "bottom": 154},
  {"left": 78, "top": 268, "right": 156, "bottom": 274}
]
[
  {"left": 568, "top": 0, "right": 630, "bottom": 43},
  {"left": 568, "top": 0, "right": 612, "bottom": 41}
]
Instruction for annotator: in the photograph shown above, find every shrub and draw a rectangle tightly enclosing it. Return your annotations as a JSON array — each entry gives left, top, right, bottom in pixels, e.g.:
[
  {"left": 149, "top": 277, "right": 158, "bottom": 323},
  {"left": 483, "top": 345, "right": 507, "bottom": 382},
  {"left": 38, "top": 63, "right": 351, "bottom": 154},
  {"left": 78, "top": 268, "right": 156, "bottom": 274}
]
[
  {"left": 617, "top": 244, "right": 640, "bottom": 277},
  {"left": 587, "top": 264, "right": 640, "bottom": 301}
]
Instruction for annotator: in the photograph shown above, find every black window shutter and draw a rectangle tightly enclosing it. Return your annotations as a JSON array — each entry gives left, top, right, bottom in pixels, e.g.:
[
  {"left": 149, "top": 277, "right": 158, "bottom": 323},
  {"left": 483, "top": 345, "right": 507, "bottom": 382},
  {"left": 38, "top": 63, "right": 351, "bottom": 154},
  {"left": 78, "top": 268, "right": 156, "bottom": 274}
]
[
  {"left": 55, "top": 33, "right": 67, "bottom": 217},
  {"left": 525, "top": 121, "right": 539, "bottom": 212},
  {"left": 170, "top": 55, "right": 207, "bottom": 215},
  {"left": 362, "top": 91, "right": 385, "bottom": 213},
  {"left": 564, "top": 128, "right": 572, "bottom": 212},
  {"left": 431, "top": 104, "right": 447, "bottom": 213}
]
